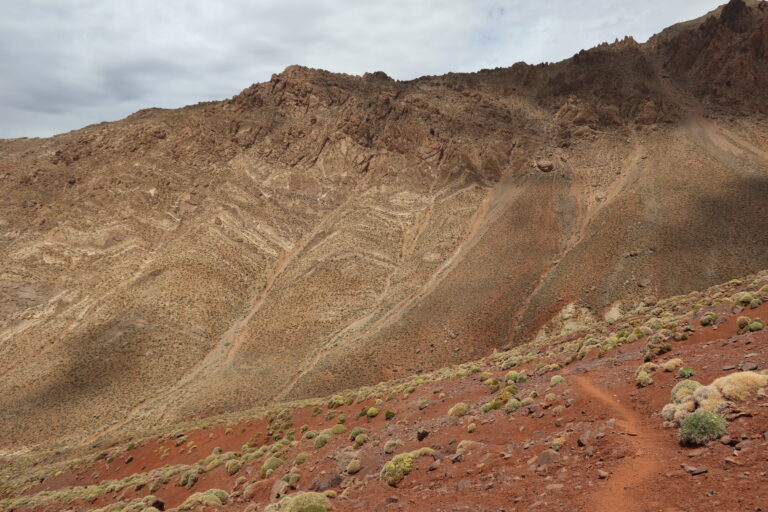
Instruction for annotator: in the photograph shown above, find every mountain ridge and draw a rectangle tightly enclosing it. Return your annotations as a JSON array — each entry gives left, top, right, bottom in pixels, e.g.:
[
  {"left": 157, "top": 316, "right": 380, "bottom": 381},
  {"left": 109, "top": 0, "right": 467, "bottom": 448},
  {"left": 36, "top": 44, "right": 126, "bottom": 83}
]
[{"left": 0, "top": 0, "right": 767, "bottom": 452}]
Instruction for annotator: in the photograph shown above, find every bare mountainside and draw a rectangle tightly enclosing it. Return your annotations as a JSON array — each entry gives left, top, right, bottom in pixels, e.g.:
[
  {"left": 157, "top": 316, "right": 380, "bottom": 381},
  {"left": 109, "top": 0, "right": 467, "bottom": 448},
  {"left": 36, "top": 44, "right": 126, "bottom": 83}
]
[{"left": 1, "top": 0, "right": 767, "bottom": 450}]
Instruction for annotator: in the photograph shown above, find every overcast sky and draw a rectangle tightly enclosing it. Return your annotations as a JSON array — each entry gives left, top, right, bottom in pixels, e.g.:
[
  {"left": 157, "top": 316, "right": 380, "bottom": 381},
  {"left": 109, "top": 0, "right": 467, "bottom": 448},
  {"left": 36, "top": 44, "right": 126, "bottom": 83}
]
[{"left": 0, "top": 0, "right": 725, "bottom": 139}]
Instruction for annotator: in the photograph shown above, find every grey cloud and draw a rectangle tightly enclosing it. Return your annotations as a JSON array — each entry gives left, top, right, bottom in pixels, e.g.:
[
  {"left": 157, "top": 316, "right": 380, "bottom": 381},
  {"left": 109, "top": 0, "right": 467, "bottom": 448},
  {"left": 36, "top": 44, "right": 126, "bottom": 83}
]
[{"left": 0, "top": 0, "right": 725, "bottom": 138}]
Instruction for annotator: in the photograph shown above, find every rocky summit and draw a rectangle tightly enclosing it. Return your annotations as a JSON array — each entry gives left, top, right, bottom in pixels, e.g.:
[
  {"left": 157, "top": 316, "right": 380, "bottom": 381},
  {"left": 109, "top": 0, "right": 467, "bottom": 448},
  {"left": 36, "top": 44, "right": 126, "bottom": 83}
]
[{"left": 1, "top": 1, "right": 768, "bottom": 511}]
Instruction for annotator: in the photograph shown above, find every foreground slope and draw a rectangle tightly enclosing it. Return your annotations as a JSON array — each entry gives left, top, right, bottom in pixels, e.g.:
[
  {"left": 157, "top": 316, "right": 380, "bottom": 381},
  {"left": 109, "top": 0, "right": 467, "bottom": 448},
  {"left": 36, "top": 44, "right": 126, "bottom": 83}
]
[
  {"left": 1, "top": 271, "right": 766, "bottom": 511},
  {"left": 1, "top": 0, "right": 768, "bottom": 448}
]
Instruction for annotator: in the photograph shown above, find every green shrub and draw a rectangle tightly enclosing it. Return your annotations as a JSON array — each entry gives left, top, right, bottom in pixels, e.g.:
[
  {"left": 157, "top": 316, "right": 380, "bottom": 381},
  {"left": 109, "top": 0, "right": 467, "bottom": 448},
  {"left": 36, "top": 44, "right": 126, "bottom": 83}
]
[
  {"left": 636, "top": 370, "right": 653, "bottom": 387},
  {"left": 384, "top": 410, "right": 396, "bottom": 420},
  {"left": 225, "top": 459, "right": 241, "bottom": 475},
  {"left": 314, "top": 433, "right": 331, "bottom": 449},
  {"left": 348, "top": 427, "right": 366, "bottom": 441},
  {"left": 331, "top": 424, "right": 347, "bottom": 435},
  {"left": 679, "top": 410, "right": 727, "bottom": 445},
  {"left": 346, "top": 459, "right": 361, "bottom": 475},
  {"left": 262, "top": 492, "right": 330, "bottom": 512},
  {"left": 261, "top": 457, "right": 284, "bottom": 478},
  {"left": 366, "top": 407, "right": 379, "bottom": 418},
  {"left": 384, "top": 439, "right": 403, "bottom": 454},
  {"left": 679, "top": 366, "right": 695, "bottom": 378},
  {"left": 748, "top": 318, "right": 765, "bottom": 332},
  {"left": 353, "top": 433, "right": 368, "bottom": 448},
  {"left": 380, "top": 448, "right": 436, "bottom": 486},
  {"left": 480, "top": 399, "right": 503, "bottom": 413},
  {"left": 447, "top": 403, "right": 469, "bottom": 417},
  {"left": 504, "top": 398, "right": 521, "bottom": 413},
  {"left": 700, "top": 312, "right": 718, "bottom": 326},
  {"left": 671, "top": 380, "right": 702, "bottom": 403},
  {"left": 549, "top": 375, "right": 565, "bottom": 387}
]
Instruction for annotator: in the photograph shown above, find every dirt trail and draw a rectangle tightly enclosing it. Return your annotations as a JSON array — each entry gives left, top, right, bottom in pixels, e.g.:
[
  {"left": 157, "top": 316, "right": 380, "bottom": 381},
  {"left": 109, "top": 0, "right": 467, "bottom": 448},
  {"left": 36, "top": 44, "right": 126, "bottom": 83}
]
[{"left": 572, "top": 374, "right": 668, "bottom": 512}]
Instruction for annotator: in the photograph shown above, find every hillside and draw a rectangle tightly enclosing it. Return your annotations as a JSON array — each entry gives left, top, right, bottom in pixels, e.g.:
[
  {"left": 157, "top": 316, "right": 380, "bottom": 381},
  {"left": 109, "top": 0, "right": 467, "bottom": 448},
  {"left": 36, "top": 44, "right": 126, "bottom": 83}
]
[
  {"left": 1, "top": 270, "right": 766, "bottom": 511},
  {"left": 1, "top": 0, "right": 768, "bottom": 455}
]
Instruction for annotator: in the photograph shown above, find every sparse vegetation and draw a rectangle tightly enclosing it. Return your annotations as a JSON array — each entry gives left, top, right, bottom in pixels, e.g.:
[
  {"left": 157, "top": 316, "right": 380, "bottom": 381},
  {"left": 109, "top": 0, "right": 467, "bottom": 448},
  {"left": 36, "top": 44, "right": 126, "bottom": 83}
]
[
  {"left": 448, "top": 402, "right": 470, "bottom": 417},
  {"left": 699, "top": 312, "right": 718, "bottom": 326},
  {"left": 549, "top": 375, "right": 565, "bottom": 387},
  {"left": 380, "top": 448, "right": 436, "bottom": 486},
  {"left": 671, "top": 380, "right": 702, "bottom": 403},
  {"left": 261, "top": 457, "right": 284, "bottom": 478},
  {"left": 262, "top": 492, "right": 330, "bottom": 512},
  {"left": 679, "top": 410, "right": 727, "bottom": 446},
  {"left": 711, "top": 371, "right": 768, "bottom": 401},
  {"left": 636, "top": 370, "right": 653, "bottom": 387}
]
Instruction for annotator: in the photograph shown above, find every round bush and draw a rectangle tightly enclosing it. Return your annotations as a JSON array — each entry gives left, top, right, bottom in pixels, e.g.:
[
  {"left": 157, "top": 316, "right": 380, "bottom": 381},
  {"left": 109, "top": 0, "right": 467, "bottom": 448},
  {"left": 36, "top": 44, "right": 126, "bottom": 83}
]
[
  {"left": 679, "top": 410, "right": 727, "bottom": 445},
  {"left": 671, "top": 380, "right": 701, "bottom": 403}
]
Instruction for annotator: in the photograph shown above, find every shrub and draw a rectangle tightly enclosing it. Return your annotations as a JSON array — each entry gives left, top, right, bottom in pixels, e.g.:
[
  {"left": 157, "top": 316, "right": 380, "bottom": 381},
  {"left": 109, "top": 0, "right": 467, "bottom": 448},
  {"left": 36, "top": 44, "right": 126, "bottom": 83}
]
[
  {"left": 348, "top": 427, "right": 366, "bottom": 441},
  {"left": 294, "top": 452, "right": 310, "bottom": 465},
  {"left": 353, "top": 434, "right": 368, "bottom": 448},
  {"left": 282, "top": 472, "right": 300, "bottom": 489},
  {"left": 262, "top": 492, "right": 330, "bottom": 512},
  {"left": 671, "top": 380, "right": 701, "bottom": 403},
  {"left": 549, "top": 375, "right": 565, "bottom": 387},
  {"left": 366, "top": 407, "right": 379, "bottom": 418},
  {"left": 711, "top": 371, "right": 768, "bottom": 401},
  {"left": 737, "top": 316, "right": 750, "bottom": 330},
  {"left": 380, "top": 448, "right": 436, "bottom": 486},
  {"left": 261, "top": 457, "right": 284, "bottom": 478},
  {"left": 504, "top": 398, "right": 521, "bottom": 413},
  {"left": 447, "top": 402, "right": 470, "bottom": 418},
  {"left": 179, "top": 490, "right": 229, "bottom": 510},
  {"left": 225, "top": 459, "right": 241, "bottom": 475},
  {"left": 384, "top": 439, "right": 403, "bottom": 454},
  {"left": 662, "top": 358, "right": 684, "bottom": 372},
  {"left": 480, "top": 399, "right": 503, "bottom": 413},
  {"left": 346, "top": 458, "right": 361, "bottom": 474},
  {"left": 732, "top": 292, "right": 755, "bottom": 306},
  {"left": 699, "top": 312, "right": 718, "bottom": 326},
  {"left": 748, "top": 318, "right": 765, "bottom": 332},
  {"left": 331, "top": 424, "right": 347, "bottom": 435},
  {"left": 679, "top": 410, "right": 727, "bottom": 446},
  {"left": 327, "top": 395, "right": 345, "bottom": 409},
  {"left": 384, "top": 410, "right": 396, "bottom": 420},
  {"left": 636, "top": 370, "right": 653, "bottom": 387},
  {"left": 691, "top": 385, "right": 725, "bottom": 412},
  {"left": 314, "top": 433, "right": 331, "bottom": 449},
  {"left": 678, "top": 366, "right": 695, "bottom": 378}
]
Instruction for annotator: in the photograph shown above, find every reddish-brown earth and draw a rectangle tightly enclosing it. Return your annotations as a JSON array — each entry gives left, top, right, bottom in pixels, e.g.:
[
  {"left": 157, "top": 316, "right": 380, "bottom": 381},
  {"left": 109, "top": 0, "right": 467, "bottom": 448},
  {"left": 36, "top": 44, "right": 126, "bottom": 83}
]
[
  {"left": 1, "top": 2, "right": 768, "bottom": 510},
  {"left": 1, "top": 272, "right": 767, "bottom": 511}
]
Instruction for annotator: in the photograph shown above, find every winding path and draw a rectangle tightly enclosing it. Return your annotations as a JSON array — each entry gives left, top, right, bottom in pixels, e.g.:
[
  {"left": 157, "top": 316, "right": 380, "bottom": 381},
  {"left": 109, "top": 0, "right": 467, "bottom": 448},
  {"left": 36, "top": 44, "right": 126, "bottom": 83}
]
[{"left": 571, "top": 374, "right": 667, "bottom": 512}]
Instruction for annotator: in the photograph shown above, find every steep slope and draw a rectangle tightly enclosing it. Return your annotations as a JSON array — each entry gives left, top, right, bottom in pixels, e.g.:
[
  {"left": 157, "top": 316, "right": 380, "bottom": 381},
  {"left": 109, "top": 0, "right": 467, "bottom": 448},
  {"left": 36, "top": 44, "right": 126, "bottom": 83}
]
[
  {"left": 1, "top": 0, "right": 768, "bottom": 450},
  {"left": 1, "top": 270, "right": 767, "bottom": 511}
]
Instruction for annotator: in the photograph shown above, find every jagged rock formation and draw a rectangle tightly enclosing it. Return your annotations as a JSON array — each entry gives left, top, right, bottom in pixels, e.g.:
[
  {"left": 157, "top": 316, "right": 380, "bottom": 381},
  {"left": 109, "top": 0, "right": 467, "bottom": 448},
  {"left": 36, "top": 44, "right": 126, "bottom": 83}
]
[{"left": 0, "top": 0, "right": 767, "bottom": 449}]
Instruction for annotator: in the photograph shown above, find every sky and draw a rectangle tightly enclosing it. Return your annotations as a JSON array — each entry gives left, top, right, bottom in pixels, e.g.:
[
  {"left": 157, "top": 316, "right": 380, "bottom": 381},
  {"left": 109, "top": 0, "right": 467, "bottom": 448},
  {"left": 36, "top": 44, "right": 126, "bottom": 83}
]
[{"left": 0, "top": 0, "right": 725, "bottom": 139}]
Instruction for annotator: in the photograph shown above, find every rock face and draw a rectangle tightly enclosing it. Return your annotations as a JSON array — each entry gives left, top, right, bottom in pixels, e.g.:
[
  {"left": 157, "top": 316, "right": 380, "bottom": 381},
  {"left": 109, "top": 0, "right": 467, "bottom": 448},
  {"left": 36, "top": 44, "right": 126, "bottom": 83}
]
[{"left": 1, "top": 1, "right": 768, "bottom": 448}]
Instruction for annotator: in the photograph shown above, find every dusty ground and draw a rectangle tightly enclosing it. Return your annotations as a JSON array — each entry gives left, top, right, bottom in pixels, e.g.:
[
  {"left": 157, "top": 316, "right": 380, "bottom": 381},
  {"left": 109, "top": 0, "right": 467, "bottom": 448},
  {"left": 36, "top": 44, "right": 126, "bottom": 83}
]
[
  {"left": 1, "top": 0, "right": 768, "bottom": 468},
  {"left": 1, "top": 271, "right": 766, "bottom": 512}
]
